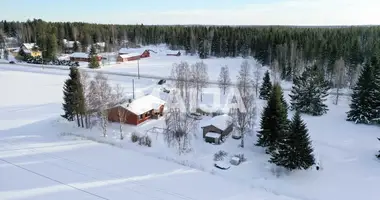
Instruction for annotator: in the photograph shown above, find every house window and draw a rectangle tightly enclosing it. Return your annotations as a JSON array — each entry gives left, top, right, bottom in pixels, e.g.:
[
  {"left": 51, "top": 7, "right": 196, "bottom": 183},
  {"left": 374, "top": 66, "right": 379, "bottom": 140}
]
[{"left": 139, "top": 114, "right": 143, "bottom": 119}]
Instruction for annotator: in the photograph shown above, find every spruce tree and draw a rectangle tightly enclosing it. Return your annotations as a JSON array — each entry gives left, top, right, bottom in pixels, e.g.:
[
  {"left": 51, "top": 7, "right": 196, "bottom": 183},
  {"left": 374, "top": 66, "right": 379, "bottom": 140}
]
[
  {"left": 256, "top": 83, "right": 289, "bottom": 153},
  {"left": 370, "top": 56, "right": 380, "bottom": 124},
  {"left": 269, "top": 111, "right": 315, "bottom": 171},
  {"left": 289, "top": 65, "right": 330, "bottom": 116},
  {"left": 346, "top": 62, "right": 375, "bottom": 124},
  {"left": 88, "top": 45, "right": 100, "bottom": 69},
  {"left": 62, "top": 67, "right": 85, "bottom": 127},
  {"left": 259, "top": 70, "right": 272, "bottom": 100},
  {"left": 62, "top": 67, "right": 77, "bottom": 121}
]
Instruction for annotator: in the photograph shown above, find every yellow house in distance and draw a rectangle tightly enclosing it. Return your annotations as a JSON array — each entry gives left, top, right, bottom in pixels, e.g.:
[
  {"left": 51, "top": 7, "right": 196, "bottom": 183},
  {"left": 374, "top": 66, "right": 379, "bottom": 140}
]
[{"left": 20, "top": 43, "right": 42, "bottom": 57}]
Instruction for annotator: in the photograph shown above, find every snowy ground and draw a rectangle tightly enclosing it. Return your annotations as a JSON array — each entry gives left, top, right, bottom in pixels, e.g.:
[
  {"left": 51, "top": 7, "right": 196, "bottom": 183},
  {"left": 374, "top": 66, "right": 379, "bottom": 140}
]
[
  {"left": 1, "top": 44, "right": 379, "bottom": 200},
  {"left": 0, "top": 69, "right": 299, "bottom": 200}
]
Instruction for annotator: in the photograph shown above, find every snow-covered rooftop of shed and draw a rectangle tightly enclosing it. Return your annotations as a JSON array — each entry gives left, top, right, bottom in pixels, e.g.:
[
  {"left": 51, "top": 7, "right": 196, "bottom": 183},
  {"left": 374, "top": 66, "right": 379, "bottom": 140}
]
[
  {"left": 231, "top": 156, "right": 240, "bottom": 162},
  {"left": 22, "top": 43, "right": 36, "bottom": 50},
  {"left": 70, "top": 52, "right": 89, "bottom": 58},
  {"left": 119, "top": 53, "right": 141, "bottom": 58},
  {"left": 205, "top": 132, "right": 221, "bottom": 139},
  {"left": 203, "top": 114, "right": 232, "bottom": 131},
  {"left": 122, "top": 94, "right": 165, "bottom": 115}
]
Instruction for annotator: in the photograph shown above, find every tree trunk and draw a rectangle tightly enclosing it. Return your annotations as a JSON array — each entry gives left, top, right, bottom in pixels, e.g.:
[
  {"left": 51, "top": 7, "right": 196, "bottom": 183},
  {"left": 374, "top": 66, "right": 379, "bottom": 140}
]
[
  {"left": 80, "top": 115, "right": 84, "bottom": 128},
  {"left": 76, "top": 114, "right": 80, "bottom": 127}
]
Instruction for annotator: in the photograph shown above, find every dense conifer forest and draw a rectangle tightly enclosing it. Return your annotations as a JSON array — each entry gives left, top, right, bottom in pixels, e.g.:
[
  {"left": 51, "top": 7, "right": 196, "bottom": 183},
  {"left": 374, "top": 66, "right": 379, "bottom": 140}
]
[{"left": 1, "top": 19, "right": 380, "bottom": 85}]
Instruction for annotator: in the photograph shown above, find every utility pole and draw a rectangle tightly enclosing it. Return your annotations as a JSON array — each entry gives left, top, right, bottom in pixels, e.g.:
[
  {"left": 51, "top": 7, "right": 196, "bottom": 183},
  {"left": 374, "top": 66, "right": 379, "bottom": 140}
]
[
  {"left": 132, "top": 79, "right": 135, "bottom": 99},
  {"left": 137, "top": 58, "right": 140, "bottom": 79}
]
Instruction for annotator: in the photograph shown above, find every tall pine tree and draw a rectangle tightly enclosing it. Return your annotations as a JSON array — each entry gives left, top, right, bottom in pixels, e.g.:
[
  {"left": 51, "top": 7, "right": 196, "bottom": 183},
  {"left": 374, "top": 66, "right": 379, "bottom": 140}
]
[
  {"left": 269, "top": 111, "right": 315, "bottom": 171},
  {"left": 62, "top": 67, "right": 77, "bottom": 121},
  {"left": 256, "top": 83, "right": 289, "bottom": 153},
  {"left": 88, "top": 45, "right": 100, "bottom": 69},
  {"left": 347, "top": 61, "right": 376, "bottom": 124},
  {"left": 289, "top": 65, "right": 330, "bottom": 116},
  {"left": 61, "top": 67, "right": 85, "bottom": 127},
  {"left": 370, "top": 56, "right": 380, "bottom": 123},
  {"left": 259, "top": 70, "right": 272, "bottom": 100}
]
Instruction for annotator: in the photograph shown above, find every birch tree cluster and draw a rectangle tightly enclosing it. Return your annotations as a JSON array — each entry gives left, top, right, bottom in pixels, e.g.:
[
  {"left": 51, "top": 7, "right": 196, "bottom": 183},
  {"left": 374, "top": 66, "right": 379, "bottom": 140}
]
[{"left": 61, "top": 69, "right": 127, "bottom": 137}]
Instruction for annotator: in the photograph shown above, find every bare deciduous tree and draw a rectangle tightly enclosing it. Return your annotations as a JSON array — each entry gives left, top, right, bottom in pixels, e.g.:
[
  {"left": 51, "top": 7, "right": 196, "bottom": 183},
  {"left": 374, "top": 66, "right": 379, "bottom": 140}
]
[
  {"left": 171, "top": 61, "right": 191, "bottom": 99},
  {"left": 229, "top": 91, "right": 256, "bottom": 148},
  {"left": 333, "top": 57, "right": 346, "bottom": 105},
  {"left": 271, "top": 59, "right": 281, "bottom": 84},
  {"left": 190, "top": 61, "right": 209, "bottom": 104},
  {"left": 79, "top": 70, "right": 91, "bottom": 128},
  {"left": 164, "top": 90, "right": 197, "bottom": 154},
  {"left": 253, "top": 62, "right": 262, "bottom": 97},
  {"left": 237, "top": 60, "right": 253, "bottom": 97},
  {"left": 88, "top": 72, "right": 114, "bottom": 137},
  {"left": 112, "top": 84, "right": 128, "bottom": 140},
  {"left": 218, "top": 65, "right": 231, "bottom": 95}
]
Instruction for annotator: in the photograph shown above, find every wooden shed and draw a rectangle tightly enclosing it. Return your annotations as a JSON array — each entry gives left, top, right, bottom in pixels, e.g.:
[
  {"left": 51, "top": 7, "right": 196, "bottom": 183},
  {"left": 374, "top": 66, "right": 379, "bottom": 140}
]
[
  {"left": 201, "top": 114, "right": 233, "bottom": 144},
  {"left": 166, "top": 51, "right": 181, "bottom": 56},
  {"left": 108, "top": 95, "right": 165, "bottom": 125}
]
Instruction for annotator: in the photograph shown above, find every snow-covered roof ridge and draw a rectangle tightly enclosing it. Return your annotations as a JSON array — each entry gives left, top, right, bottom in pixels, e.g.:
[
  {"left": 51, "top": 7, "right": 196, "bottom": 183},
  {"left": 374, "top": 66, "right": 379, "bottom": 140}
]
[
  {"left": 202, "top": 114, "right": 232, "bottom": 131},
  {"left": 22, "top": 43, "right": 36, "bottom": 50},
  {"left": 122, "top": 94, "right": 165, "bottom": 115},
  {"left": 70, "top": 52, "right": 89, "bottom": 58},
  {"left": 119, "top": 53, "right": 142, "bottom": 58}
]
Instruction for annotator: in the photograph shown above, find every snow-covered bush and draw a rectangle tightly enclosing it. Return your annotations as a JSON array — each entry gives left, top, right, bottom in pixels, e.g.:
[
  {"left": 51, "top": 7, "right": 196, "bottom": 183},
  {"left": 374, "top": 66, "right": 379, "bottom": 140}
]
[
  {"left": 213, "top": 150, "right": 228, "bottom": 161},
  {"left": 138, "top": 135, "right": 152, "bottom": 147},
  {"left": 233, "top": 153, "right": 247, "bottom": 163},
  {"left": 131, "top": 132, "right": 140, "bottom": 143}
]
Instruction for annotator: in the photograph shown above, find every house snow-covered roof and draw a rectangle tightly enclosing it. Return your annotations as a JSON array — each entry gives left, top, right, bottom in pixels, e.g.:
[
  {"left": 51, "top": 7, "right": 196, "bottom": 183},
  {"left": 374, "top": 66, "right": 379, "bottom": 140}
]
[
  {"left": 121, "top": 94, "right": 165, "bottom": 115},
  {"left": 202, "top": 114, "right": 232, "bottom": 131},
  {"left": 63, "top": 40, "right": 81, "bottom": 48},
  {"left": 70, "top": 52, "right": 89, "bottom": 58},
  {"left": 22, "top": 43, "right": 36, "bottom": 50},
  {"left": 166, "top": 50, "right": 180, "bottom": 54},
  {"left": 119, "top": 53, "right": 141, "bottom": 59},
  {"left": 205, "top": 132, "right": 221, "bottom": 139},
  {"left": 119, "top": 48, "right": 146, "bottom": 54}
]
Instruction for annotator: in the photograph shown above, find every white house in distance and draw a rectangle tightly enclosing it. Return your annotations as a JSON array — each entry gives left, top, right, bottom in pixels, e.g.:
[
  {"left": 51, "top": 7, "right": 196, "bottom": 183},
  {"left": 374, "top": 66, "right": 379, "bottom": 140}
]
[{"left": 63, "top": 39, "right": 81, "bottom": 53}]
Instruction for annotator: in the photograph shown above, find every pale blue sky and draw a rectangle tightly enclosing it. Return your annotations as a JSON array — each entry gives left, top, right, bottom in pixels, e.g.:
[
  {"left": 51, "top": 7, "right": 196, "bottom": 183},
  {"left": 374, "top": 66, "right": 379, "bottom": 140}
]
[{"left": 1, "top": 0, "right": 379, "bottom": 25}]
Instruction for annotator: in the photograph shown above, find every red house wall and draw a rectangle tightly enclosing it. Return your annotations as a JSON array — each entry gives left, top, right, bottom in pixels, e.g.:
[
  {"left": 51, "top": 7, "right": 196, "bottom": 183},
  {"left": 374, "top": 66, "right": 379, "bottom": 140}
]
[{"left": 140, "top": 50, "right": 150, "bottom": 58}]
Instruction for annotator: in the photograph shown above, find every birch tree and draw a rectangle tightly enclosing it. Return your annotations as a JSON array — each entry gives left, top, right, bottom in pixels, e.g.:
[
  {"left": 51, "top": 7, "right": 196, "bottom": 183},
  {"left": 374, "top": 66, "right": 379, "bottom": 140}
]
[
  {"left": 112, "top": 84, "right": 128, "bottom": 140},
  {"left": 333, "top": 57, "right": 346, "bottom": 105},
  {"left": 164, "top": 90, "right": 197, "bottom": 154},
  {"left": 229, "top": 90, "right": 256, "bottom": 148},
  {"left": 253, "top": 62, "right": 262, "bottom": 97},
  {"left": 171, "top": 61, "right": 191, "bottom": 99},
  {"left": 88, "top": 72, "right": 113, "bottom": 137},
  {"left": 79, "top": 70, "right": 91, "bottom": 128},
  {"left": 190, "top": 61, "right": 209, "bottom": 103},
  {"left": 237, "top": 60, "right": 253, "bottom": 97},
  {"left": 218, "top": 65, "right": 231, "bottom": 95},
  {"left": 271, "top": 59, "right": 281, "bottom": 84}
]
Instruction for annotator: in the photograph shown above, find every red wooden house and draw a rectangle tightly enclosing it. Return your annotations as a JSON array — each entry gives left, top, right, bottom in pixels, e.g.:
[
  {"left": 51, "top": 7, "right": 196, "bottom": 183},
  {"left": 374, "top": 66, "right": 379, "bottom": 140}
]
[
  {"left": 117, "top": 53, "right": 142, "bottom": 62},
  {"left": 107, "top": 95, "right": 165, "bottom": 125},
  {"left": 70, "top": 52, "right": 102, "bottom": 62}
]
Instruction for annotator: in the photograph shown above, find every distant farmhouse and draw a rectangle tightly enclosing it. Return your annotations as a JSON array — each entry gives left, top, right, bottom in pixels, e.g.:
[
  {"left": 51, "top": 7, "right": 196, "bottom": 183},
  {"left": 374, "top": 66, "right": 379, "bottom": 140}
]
[{"left": 19, "top": 43, "right": 41, "bottom": 57}]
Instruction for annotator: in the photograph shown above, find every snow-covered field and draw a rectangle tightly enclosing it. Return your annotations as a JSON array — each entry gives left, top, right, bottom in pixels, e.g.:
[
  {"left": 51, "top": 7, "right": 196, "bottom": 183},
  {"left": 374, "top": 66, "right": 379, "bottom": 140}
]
[{"left": 1, "top": 45, "right": 380, "bottom": 200}]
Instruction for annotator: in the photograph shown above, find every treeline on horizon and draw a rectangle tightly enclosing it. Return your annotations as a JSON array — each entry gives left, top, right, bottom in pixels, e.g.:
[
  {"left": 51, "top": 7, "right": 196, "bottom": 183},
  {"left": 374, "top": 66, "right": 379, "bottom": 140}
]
[{"left": 1, "top": 19, "right": 380, "bottom": 86}]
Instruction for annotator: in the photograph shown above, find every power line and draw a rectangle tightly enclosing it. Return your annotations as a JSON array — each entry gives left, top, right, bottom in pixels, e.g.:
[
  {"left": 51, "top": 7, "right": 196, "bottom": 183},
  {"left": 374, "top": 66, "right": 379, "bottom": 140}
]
[{"left": 0, "top": 157, "right": 110, "bottom": 200}]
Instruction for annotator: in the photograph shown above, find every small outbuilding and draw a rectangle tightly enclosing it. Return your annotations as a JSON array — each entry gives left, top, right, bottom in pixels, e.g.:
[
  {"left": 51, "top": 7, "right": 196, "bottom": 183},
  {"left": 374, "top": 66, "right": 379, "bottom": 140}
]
[
  {"left": 166, "top": 51, "right": 181, "bottom": 56},
  {"left": 201, "top": 114, "right": 233, "bottom": 144}
]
